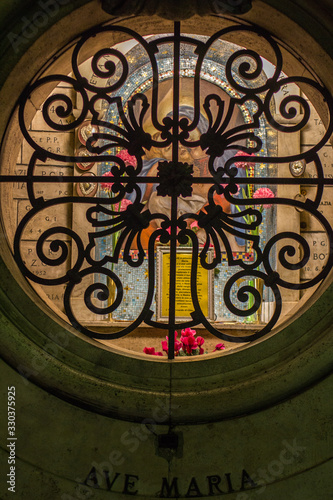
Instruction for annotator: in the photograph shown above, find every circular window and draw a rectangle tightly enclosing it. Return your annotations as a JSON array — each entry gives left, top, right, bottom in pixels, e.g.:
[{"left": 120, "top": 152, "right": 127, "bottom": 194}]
[
  {"left": 0, "top": 8, "right": 332, "bottom": 422},
  {"left": 1, "top": 20, "right": 332, "bottom": 362}
]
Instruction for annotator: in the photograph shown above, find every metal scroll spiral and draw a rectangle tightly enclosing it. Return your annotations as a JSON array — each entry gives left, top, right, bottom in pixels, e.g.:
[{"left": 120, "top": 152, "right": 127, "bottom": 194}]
[{"left": 13, "top": 22, "right": 333, "bottom": 354}]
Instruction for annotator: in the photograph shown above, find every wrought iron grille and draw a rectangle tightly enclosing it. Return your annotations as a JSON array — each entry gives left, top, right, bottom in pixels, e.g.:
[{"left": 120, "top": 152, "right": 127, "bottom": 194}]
[{"left": 1, "top": 21, "right": 333, "bottom": 359}]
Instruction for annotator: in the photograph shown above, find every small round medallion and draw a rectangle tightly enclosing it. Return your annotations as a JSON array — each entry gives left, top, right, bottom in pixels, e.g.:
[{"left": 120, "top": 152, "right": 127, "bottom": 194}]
[{"left": 76, "top": 172, "right": 98, "bottom": 197}]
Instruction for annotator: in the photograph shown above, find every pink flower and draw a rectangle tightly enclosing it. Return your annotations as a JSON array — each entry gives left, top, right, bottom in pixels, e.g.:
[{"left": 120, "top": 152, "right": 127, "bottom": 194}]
[
  {"left": 100, "top": 149, "right": 136, "bottom": 193},
  {"left": 196, "top": 336, "right": 204, "bottom": 346},
  {"left": 143, "top": 347, "right": 163, "bottom": 356},
  {"left": 162, "top": 340, "right": 182, "bottom": 354},
  {"left": 161, "top": 340, "right": 168, "bottom": 352},
  {"left": 181, "top": 327, "right": 196, "bottom": 337},
  {"left": 120, "top": 198, "right": 132, "bottom": 209},
  {"left": 196, "top": 336, "right": 205, "bottom": 355},
  {"left": 234, "top": 151, "right": 256, "bottom": 169},
  {"left": 143, "top": 347, "right": 155, "bottom": 354},
  {"left": 191, "top": 221, "right": 199, "bottom": 230},
  {"left": 253, "top": 187, "right": 275, "bottom": 208},
  {"left": 162, "top": 332, "right": 182, "bottom": 354},
  {"left": 101, "top": 170, "right": 114, "bottom": 193},
  {"left": 117, "top": 150, "right": 137, "bottom": 167},
  {"left": 214, "top": 343, "right": 226, "bottom": 351},
  {"left": 175, "top": 340, "right": 182, "bottom": 353},
  {"left": 113, "top": 198, "right": 132, "bottom": 211},
  {"left": 181, "top": 334, "right": 198, "bottom": 354},
  {"left": 143, "top": 347, "right": 156, "bottom": 355},
  {"left": 100, "top": 171, "right": 132, "bottom": 210}
]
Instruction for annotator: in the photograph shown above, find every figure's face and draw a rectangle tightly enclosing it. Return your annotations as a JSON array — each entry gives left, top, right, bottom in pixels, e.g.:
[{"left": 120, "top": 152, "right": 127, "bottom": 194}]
[
  {"left": 160, "top": 142, "right": 193, "bottom": 162},
  {"left": 157, "top": 114, "right": 204, "bottom": 162},
  {"left": 179, "top": 144, "right": 193, "bottom": 163},
  {"left": 161, "top": 142, "right": 172, "bottom": 159}
]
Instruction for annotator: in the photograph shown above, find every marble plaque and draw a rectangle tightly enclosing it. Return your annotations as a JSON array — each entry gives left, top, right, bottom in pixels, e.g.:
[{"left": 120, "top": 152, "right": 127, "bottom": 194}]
[
  {"left": 300, "top": 232, "right": 329, "bottom": 280},
  {"left": 300, "top": 186, "right": 333, "bottom": 232},
  {"left": 17, "top": 200, "right": 72, "bottom": 240}
]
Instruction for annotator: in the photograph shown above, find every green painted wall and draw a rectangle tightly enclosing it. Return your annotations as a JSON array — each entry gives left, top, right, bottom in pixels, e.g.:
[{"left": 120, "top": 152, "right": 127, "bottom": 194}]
[{"left": 1, "top": 355, "right": 332, "bottom": 499}]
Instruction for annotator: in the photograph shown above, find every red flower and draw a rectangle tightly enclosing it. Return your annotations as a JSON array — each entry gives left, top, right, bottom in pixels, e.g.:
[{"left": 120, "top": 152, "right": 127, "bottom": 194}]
[
  {"left": 161, "top": 340, "right": 168, "bottom": 352},
  {"left": 196, "top": 336, "right": 204, "bottom": 346},
  {"left": 181, "top": 327, "right": 196, "bottom": 337},
  {"left": 213, "top": 343, "right": 226, "bottom": 352},
  {"left": 143, "top": 347, "right": 156, "bottom": 355},
  {"left": 117, "top": 149, "right": 137, "bottom": 167},
  {"left": 181, "top": 334, "right": 198, "bottom": 354},
  {"left": 101, "top": 148, "right": 136, "bottom": 193},
  {"left": 253, "top": 187, "right": 275, "bottom": 208},
  {"left": 143, "top": 347, "right": 163, "bottom": 356},
  {"left": 234, "top": 151, "right": 256, "bottom": 169},
  {"left": 146, "top": 330, "right": 208, "bottom": 357},
  {"left": 194, "top": 335, "right": 205, "bottom": 354},
  {"left": 100, "top": 172, "right": 132, "bottom": 210},
  {"left": 162, "top": 332, "right": 182, "bottom": 354},
  {"left": 101, "top": 170, "right": 114, "bottom": 193},
  {"left": 114, "top": 198, "right": 132, "bottom": 211}
]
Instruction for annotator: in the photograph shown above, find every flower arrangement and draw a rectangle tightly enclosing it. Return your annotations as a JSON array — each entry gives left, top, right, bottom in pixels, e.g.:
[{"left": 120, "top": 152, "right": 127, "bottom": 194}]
[
  {"left": 143, "top": 328, "right": 226, "bottom": 356},
  {"left": 252, "top": 187, "right": 275, "bottom": 209},
  {"left": 234, "top": 150, "right": 256, "bottom": 169}
]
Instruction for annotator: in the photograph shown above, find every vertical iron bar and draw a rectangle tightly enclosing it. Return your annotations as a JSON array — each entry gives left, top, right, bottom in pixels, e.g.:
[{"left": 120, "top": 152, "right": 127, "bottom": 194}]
[{"left": 167, "top": 21, "right": 181, "bottom": 360}]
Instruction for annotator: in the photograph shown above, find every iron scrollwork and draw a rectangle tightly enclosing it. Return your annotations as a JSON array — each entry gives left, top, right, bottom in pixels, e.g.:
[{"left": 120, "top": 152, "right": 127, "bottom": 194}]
[{"left": 2, "top": 20, "right": 333, "bottom": 359}]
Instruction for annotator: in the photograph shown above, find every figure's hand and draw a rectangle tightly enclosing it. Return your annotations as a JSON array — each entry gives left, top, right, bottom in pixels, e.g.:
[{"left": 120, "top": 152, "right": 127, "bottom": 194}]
[{"left": 213, "top": 192, "right": 231, "bottom": 213}]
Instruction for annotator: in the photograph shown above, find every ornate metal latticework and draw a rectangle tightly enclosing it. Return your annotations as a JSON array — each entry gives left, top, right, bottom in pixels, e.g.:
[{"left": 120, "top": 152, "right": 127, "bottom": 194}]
[{"left": 1, "top": 21, "right": 333, "bottom": 359}]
